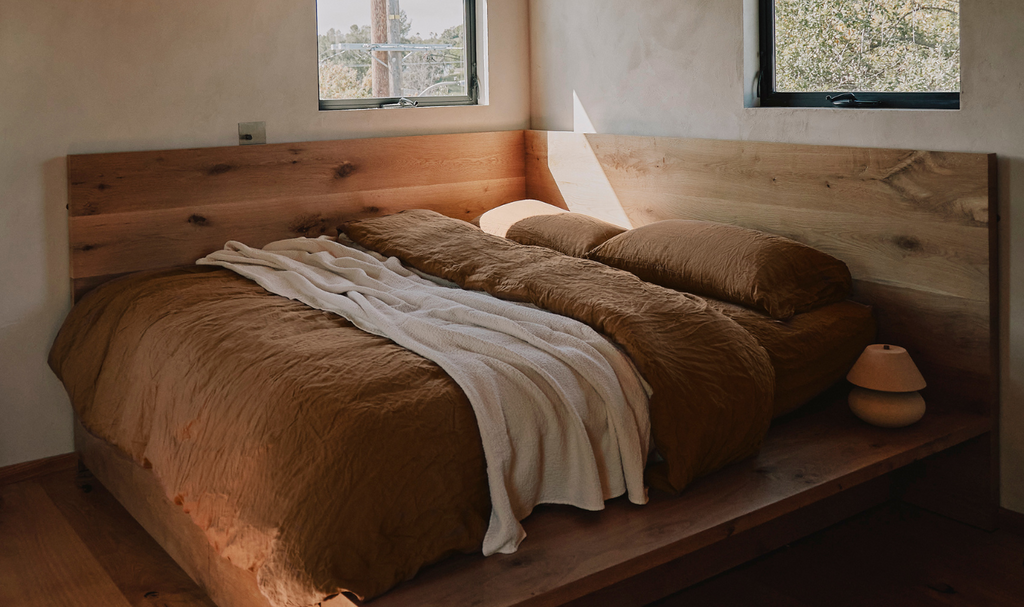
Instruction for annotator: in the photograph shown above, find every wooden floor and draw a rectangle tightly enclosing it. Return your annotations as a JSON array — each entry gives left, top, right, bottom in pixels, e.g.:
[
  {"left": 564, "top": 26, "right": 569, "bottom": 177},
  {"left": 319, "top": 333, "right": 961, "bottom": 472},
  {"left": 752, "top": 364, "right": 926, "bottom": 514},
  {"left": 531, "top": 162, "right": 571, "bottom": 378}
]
[
  {"left": 2, "top": 468, "right": 1022, "bottom": 607},
  {"left": 657, "top": 503, "right": 1024, "bottom": 607},
  {"left": 0, "top": 467, "right": 214, "bottom": 607}
]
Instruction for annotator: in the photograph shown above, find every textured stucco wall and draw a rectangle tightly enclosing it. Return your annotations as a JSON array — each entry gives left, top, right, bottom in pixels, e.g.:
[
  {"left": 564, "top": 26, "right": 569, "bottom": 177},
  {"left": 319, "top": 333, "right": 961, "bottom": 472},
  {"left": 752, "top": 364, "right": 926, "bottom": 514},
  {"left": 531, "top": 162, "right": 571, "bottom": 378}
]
[
  {"left": 0, "top": 0, "right": 530, "bottom": 468},
  {"left": 529, "top": 0, "right": 1024, "bottom": 512}
]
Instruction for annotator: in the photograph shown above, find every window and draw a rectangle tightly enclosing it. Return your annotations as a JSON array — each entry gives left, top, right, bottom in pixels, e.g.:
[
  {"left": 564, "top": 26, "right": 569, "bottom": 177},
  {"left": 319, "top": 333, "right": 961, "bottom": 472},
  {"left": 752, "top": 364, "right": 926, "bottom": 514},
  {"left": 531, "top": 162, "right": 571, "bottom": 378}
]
[
  {"left": 317, "top": 0, "right": 477, "bottom": 110},
  {"left": 758, "top": 0, "right": 960, "bottom": 109}
]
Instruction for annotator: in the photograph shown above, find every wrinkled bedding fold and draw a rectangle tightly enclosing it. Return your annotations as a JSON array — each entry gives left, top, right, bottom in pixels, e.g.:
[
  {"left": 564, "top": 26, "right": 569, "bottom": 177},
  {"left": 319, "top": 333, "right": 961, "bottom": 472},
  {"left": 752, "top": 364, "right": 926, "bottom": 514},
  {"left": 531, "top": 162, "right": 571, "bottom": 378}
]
[
  {"left": 342, "top": 210, "right": 776, "bottom": 493},
  {"left": 197, "top": 236, "right": 651, "bottom": 558}
]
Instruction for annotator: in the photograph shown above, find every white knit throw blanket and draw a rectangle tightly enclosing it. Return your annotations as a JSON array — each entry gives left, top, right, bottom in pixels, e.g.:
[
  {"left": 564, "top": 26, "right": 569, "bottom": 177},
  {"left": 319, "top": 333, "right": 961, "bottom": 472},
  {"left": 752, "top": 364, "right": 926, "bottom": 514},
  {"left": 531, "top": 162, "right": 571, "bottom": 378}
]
[{"left": 199, "top": 237, "right": 650, "bottom": 555}]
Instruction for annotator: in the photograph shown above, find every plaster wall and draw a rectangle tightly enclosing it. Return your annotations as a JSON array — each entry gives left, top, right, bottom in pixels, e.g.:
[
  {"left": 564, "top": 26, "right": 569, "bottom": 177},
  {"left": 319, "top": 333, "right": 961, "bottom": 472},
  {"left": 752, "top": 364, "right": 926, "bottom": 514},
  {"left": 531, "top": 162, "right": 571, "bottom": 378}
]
[
  {"left": 529, "top": 0, "right": 1024, "bottom": 512},
  {"left": 0, "top": 0, "right": 531, "bottom": 468}
]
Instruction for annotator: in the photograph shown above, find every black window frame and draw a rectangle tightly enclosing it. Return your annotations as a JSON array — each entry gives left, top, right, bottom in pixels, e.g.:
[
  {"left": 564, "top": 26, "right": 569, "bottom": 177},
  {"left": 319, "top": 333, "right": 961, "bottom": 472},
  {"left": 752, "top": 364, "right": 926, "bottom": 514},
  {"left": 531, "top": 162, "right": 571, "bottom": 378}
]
[
  {"left": 757, "top": 0, "right": 960, "bottom": 110},
  {"left": 317, "top": 0, "right": 479, "bottom": 111}
]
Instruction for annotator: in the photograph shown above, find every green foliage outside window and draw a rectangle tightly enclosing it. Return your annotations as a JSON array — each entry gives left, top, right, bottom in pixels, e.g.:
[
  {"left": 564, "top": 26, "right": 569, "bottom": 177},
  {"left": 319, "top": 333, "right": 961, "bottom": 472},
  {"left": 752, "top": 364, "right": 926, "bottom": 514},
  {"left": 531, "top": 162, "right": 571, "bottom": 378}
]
[
  {"left": 774, "top": 0, "right": 959, "bottom": 93},
  {"left": 318, "top": 12, "right": 467, "bottom": 100}
]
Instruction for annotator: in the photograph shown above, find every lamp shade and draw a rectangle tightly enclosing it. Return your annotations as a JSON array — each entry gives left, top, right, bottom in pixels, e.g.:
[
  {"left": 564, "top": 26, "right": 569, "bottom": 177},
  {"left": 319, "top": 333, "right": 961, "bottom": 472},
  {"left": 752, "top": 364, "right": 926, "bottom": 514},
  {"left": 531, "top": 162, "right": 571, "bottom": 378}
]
[{"left": 846, "top": 344, "right": 926, "bottom": 392}]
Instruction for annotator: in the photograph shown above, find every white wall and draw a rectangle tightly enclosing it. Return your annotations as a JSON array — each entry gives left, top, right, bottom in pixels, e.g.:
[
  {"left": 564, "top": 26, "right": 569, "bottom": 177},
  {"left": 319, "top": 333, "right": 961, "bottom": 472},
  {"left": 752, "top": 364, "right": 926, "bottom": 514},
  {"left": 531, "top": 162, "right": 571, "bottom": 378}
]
[
  {"left": 529, "top": 0, "right": 1024, "bottom": 513},
  {"left": 0, "top": 0, "right": 531, "bottom": 468}
]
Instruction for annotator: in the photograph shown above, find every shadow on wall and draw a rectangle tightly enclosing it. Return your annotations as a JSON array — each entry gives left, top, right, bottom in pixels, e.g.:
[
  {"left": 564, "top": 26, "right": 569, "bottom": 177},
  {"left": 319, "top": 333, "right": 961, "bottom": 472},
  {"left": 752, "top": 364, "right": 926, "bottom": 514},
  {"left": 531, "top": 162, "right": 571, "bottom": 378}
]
[
  {"left": 0, "top": 158, "right": 75, "bottom": 467},
  {"left": 44, "top": 157, "right": 71, "bottom": 316},
  {"left": 1000, "top": 154, "right": 1024, "bottom": 512}
]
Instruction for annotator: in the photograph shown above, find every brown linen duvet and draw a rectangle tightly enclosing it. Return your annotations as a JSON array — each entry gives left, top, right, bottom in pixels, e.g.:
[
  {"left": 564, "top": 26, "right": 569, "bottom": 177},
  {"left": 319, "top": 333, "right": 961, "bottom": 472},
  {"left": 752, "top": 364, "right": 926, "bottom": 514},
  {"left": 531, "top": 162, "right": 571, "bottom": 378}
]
[{"left": 50, "top": 211, "right": 776, "bottom": 606}]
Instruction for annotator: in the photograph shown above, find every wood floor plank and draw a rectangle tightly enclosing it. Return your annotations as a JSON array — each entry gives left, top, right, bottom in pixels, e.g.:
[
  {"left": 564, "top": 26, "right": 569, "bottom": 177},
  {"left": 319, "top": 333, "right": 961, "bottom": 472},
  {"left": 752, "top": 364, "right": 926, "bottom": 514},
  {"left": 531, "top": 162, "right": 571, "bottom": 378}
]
[
  {"left": 38, "top": 468, "right": 215, "bottom": 607},
  {"left": 890, "top": 508, "right": 1024, "bottom": 606},
  {"left": 657, "top": 504, "right": 1024, "bottom": 607},
  {"left": 0, "top": 481, "right": 132, "bottom": 607},
  {"left": 653, "top": 576, "right": 811, "bottom": 607}
]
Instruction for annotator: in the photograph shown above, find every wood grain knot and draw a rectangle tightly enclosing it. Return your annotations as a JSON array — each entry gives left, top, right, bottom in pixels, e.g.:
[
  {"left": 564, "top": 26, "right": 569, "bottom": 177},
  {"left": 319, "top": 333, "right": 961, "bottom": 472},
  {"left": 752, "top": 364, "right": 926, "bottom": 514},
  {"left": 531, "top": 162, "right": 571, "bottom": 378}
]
[
  {"left": 363, "top": 205, "right": 382, "bottom": 214},
  {"left": 290, "top": 214, "right": 329, "bottom": 236},
  {"left": 893, "top": 235, "right": 922, "bottom": 252},
  {"left": 188, "top": 214, "right": 209, "bottom": 226},
  {"left": 508, "top": 555, "right": 534, "bottom": 568},
  {"left": 97, "top": 183, "right": 111, "bottom": 191},
  {"left": 208, "top": 164, "right": 232, "bottom": 175},
  {"left": 335, "top": 162, "right": 356, "bottom": 179}
]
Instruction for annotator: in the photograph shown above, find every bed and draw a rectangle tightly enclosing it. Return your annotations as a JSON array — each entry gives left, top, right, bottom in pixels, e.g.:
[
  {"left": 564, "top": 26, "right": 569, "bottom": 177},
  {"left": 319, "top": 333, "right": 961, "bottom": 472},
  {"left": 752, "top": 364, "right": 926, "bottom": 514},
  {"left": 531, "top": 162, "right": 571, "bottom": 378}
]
[{"left": 56, "top": 130, "right": 999, "bottom": 607}]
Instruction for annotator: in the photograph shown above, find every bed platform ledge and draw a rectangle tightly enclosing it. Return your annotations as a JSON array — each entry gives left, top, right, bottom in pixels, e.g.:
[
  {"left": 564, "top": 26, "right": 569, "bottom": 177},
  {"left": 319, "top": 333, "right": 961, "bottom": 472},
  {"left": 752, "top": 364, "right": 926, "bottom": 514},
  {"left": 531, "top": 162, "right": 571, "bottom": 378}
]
[{"left": 77, "top": 394, "right": 992, "bottom": 607}]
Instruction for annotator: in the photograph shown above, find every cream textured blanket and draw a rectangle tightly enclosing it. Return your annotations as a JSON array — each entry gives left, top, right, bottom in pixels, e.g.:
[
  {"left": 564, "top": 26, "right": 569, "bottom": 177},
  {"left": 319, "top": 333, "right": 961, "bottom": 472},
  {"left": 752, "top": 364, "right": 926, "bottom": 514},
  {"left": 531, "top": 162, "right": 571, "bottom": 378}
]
[{"left": 199, "top": 237, "right": 650, "bottom": 555}]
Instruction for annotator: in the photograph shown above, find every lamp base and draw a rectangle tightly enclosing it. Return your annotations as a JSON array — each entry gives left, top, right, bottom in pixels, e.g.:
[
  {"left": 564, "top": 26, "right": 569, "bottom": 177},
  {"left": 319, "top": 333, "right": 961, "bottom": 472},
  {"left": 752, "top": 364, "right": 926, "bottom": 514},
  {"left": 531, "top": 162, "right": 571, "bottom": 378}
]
[{"left": 848, "top": 387, "right": 926, "bottom": 428}]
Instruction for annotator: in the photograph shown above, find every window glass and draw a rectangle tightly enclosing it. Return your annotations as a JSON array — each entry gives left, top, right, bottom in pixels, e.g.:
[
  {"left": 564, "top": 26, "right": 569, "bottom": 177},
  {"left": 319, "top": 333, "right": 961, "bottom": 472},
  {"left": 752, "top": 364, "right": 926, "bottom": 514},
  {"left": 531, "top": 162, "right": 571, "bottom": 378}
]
[
  {"left": 760, "top": 0, "right": 960, "bottom": 108},
  {"left": 317, "top": 0, "right": 476, "bottom": 109}
]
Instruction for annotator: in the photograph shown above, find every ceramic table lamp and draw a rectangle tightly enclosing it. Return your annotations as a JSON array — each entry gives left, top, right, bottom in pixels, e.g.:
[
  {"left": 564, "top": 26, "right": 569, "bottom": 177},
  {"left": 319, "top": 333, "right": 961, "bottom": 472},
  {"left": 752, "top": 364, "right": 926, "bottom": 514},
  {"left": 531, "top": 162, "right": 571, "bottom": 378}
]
[{"left": 846, "top": 344, "right": 927, "bottom": 428}]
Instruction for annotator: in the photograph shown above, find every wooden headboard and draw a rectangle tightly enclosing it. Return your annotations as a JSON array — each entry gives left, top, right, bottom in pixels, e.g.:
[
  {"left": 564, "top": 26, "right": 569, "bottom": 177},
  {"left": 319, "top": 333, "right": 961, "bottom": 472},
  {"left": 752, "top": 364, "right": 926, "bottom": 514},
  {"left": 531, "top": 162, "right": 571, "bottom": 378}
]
[
  {"left": 66, "top": 129, "right": 997, "bottom": 416},
  {"left": 67, "top": 130, "right": 526, "bottom": 299},
  {"left": 525, "top": 130, "right": 998, "bottom": 416}
]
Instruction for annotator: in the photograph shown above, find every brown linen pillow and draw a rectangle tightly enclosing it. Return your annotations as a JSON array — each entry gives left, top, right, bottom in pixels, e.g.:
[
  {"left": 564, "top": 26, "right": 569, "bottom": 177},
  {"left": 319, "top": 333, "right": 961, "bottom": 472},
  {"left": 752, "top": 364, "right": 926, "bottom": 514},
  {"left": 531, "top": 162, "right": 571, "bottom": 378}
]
[
  {"left": 506, "top": 213, "right": 627, "bottom": 257},
  {"left": 587, "top": 219, "right": 852, "bottom": 319},
  {"left": 474, "top": 199, "right": 567, "bottom": 237}
]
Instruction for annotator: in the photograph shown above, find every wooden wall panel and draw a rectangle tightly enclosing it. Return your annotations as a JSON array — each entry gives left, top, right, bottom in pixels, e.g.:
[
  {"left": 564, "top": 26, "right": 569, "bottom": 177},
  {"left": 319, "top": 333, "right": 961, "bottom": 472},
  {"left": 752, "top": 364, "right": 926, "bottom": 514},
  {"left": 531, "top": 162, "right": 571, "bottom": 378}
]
[
  {"left": 70, "top": 179, "right": 523, "bottom": 280},
  {"left": 68, "top": 127, "right": 997, "bottom": 417},
  {"left": 68, "top": 131, "right": 526, "bottom": 298},
  {"left": 525, "top": 130, "right": 997, "bottom": 415},
  {"left": 68, "top": 131, "right": 526, "bottom": 216}
]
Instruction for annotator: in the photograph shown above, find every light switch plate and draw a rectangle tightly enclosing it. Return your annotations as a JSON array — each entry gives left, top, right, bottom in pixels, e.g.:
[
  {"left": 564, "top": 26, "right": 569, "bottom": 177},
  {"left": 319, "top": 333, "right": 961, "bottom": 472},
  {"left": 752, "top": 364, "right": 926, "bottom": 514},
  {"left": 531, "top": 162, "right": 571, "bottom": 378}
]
[{"left": 238, "top": 122, "right": 266, "bottom": 145}]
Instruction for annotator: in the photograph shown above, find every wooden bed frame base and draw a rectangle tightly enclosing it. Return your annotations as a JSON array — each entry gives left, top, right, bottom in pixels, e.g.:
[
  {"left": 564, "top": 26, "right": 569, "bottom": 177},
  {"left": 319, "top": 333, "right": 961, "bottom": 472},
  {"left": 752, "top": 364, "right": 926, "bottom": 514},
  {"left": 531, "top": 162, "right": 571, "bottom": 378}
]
[
  {"left": 66, "top": 130, "right": 1000, "bottom": 607},
  {"left": 77, "top": 394, "right": 992, "bottom": 607},
  {"left": 74, "top": 421, "right": 308, "bottom": 607}
]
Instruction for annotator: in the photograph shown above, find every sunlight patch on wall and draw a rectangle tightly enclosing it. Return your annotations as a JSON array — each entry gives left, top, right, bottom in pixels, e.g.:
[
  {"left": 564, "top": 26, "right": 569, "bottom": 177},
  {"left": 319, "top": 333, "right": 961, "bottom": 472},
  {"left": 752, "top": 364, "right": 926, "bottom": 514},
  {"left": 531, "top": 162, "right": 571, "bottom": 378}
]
[
  {"left": 545, "top": 108, "right": 633, "bottom": 227},
  {"left": 573, "top": 90, "right": 596, "bottom": 134}
]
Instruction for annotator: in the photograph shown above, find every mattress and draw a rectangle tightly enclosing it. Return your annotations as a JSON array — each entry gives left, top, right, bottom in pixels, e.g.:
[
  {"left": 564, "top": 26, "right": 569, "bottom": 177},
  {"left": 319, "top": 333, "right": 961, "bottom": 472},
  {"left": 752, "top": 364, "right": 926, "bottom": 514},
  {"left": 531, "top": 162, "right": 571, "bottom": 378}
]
[{"left": 707, "top": 298, "right": 877, "bottom": 417}]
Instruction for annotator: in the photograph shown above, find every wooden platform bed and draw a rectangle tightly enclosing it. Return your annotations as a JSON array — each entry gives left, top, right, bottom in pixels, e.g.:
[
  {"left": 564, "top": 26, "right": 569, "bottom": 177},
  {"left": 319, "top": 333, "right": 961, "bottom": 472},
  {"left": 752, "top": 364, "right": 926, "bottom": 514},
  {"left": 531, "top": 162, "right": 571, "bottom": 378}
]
[{"left": 66, "top": 130, "right": 1000, "bottom": 607}]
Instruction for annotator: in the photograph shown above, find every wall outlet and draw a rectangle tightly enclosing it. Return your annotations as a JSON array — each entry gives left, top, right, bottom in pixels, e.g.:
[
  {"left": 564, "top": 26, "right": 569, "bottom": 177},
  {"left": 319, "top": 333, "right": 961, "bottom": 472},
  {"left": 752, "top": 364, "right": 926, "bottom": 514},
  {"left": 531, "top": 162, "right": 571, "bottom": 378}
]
[{"left": 238, "top": 122, "right": 266, "bottom": 145}]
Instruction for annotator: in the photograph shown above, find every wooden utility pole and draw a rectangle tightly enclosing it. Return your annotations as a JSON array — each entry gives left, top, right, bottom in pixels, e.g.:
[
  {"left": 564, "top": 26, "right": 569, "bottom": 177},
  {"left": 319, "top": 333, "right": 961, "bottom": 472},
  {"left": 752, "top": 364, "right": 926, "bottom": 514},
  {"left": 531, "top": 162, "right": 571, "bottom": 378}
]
[
  {"left": 371, "top": 0, "right": 389, "bottom": 97},
  {"left": 387, "top": 0, "right": 403, "bottom": 97}
]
